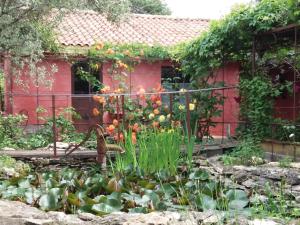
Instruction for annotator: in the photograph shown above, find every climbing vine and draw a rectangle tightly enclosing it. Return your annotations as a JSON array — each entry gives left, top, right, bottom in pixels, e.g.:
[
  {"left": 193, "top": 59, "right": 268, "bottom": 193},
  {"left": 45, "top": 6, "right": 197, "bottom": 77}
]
[{"left": 180, "top": 0, "right": 300, "bottom": 140}]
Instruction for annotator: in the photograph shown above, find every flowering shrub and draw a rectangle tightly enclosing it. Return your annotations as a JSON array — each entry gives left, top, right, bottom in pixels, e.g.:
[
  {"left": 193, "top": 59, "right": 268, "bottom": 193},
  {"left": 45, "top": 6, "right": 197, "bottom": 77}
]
[{"left": 91, "top": 84, "right": 188, "bottom": 144}]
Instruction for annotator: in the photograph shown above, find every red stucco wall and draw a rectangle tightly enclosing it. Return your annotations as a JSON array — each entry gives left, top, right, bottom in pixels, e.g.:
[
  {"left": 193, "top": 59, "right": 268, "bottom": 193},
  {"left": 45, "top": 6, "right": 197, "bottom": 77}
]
[
  {"left": 6, "top": 58, "right": 72, "bottom": 125},
  {"left": 208, "top": 63, "right": 240, "bottom": 137},
  {"left": 4, "top": 57, "right": 240, "bottom": 138}
]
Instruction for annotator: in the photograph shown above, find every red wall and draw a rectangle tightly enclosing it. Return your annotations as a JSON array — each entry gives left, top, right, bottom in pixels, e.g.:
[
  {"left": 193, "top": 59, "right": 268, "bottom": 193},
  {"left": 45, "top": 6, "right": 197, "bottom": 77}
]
[
  {"left": 102, "top": 60, "right": 165, "bottom": 93},
  {"left": 4, "top": 57, "right": 240, "bottom": 138},
  {"left": 5, "top": 58, "right": 72, "bottom": 125},
  {"left": 208, "top": 63, "right": 240, "bottom": 137}
]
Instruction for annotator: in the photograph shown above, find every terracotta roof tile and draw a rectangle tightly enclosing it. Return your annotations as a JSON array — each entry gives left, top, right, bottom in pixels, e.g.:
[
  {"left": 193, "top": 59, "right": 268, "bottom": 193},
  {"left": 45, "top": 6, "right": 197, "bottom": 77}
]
[{"left": 56, "top": 10, "right": 209, "bottom": 47}]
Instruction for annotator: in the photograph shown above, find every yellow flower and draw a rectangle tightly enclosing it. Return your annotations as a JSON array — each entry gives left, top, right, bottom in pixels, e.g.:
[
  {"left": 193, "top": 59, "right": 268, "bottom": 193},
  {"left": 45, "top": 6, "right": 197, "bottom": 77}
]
[
  {"left": 179, "top": 88, "right": 187, "bottom": 94},
  {"left": 189, "top": 103, "right": 195, "bottom": 111},
  {"left": 158, "top": 115, "right": 165, "bottom": 122},
  {"left": 149, "top": 113, "right": 155, "bottom": 120},
  {"left": 193, "top": 99, "right": 197, "bottom": 104},
  {"left": 178, "top": 104, "right": 185, "bottom": 111}
]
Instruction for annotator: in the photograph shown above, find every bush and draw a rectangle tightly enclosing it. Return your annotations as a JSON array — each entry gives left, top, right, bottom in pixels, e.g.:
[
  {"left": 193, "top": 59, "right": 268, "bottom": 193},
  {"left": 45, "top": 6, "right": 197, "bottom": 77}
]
[{"left": 222, "top": 138, "right": 264, "bottom": 166}]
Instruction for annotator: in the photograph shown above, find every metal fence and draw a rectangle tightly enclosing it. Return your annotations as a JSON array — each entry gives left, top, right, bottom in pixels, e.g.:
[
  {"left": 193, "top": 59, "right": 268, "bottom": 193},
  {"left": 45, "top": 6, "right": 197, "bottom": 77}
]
[{"left": 1, "top": 85, "right": 300, "bottom": 161}]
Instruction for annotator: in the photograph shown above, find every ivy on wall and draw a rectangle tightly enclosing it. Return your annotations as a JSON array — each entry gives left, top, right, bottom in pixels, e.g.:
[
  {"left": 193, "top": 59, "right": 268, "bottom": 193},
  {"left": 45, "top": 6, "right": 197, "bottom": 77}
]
[{"left": 180, "top": 0, "right": 300, "bottom": 140}]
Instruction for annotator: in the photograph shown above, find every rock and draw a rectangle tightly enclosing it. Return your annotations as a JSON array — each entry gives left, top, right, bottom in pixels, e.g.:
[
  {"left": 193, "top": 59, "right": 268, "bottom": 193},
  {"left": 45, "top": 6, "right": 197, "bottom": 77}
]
[
  {"left": 47, "top": 142, "right": 69, "bottom": 150},
  {"left": 227, "top": 216, "right": 250, "bottom": 225},
  {"left": 248, "top": 219, "right": 281, "bottom": 225},
  {"left": 288, "top": 219, "right": 300, "bottom": 225},
  {"left": 295, "top": 196, "right": 300, "bottom": 203},
  {"left": 290, "top": 163, "right": 300, "bottom": 169},
  {"left": 1, "top": 147, "right": 16, "bottom": 151},
  {"left": 242, "top": 179, "right": 256, "bottom": 189},
  {"left": 266, "top": 162, "right": 280, "bottom": 167},
  {"left": 2, "top": 167, "right": 19, "bottom": 177},
  {"left": 292, "top": 185, "right": 300, "bottom": 192},
  {"left": 250, "top": 194, "right": 268, "bottom": 204},
  {"left": 201, "top": 211, "right": 225, "bottom": 225},
  {"left": 24, "top": 218, "right": 54, "bottom": 225}
]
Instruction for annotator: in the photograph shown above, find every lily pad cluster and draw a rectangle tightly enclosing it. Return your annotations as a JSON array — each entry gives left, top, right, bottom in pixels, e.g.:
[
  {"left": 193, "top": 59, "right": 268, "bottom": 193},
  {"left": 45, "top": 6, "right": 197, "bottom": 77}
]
[{"left": 0, "top": 165, "right": 251, "bottom": 216}]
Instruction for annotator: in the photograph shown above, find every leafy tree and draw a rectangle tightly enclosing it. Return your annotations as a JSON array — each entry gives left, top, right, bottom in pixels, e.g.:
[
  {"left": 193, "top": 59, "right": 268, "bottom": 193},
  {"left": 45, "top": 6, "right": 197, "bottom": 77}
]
[
  {"left": 129, "top": 0, "right": 171, "bottom": 15},
  {"left": 0, "top": 0, "right": 130, "bottom": 87}
]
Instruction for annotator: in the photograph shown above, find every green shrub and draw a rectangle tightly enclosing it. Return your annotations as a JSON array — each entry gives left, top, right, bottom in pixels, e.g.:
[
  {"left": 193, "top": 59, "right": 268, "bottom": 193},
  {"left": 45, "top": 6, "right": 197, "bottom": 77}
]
[{"left": 222, "top": 138, "right": 264, "bottom": 166}]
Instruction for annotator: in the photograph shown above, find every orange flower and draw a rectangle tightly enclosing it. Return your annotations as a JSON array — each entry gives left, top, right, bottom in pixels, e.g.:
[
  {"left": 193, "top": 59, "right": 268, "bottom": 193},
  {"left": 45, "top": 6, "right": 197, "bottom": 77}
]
[
  {"left": 92, "top": 108, "right": 100, "bottom": 116},
  {"left": 152, "top": 121, "right": 160, "bottom": 128},
  {"left": 101, "top": 85, "right": 110, "bottom": 94},
  {"left": 127, "top": 113, "right": 135, "bottom": 121},
  {"left": 114, "top": 88, "right": 124, "bottom": 94},
  {"left": 113, "top": 119, "right": 119, "bottom": 127},
  {"left": 95, "top": 42, "right": 104, "bottom": 50},
  {"left": 156, "top": 100, "right": 162, "bottom": 106},
  {"left": 123, "top": 50, "right": 131, "bottom": 56},
  {"left": 106, "top": 124, "right": 115, "bottom": 135},
  {"left": 153, "top": 109, "right": 160, "bottom": 115},
  {"left": 106, "top": 48, "right": 115, "bottom": 54},
  {"left": 154, "top": 84, "right": 165, "bottom": 93},
  {"left": 137, "top": 88, "right": 146, "bottom": 100},
  {"left": 92, "top": 95, "right": 100, "bottom": 102},
  {"left": 116, "top": 61, "right": 128, "bottom": 70},
  {"left": 131, "top": 132, "right": 137, "bottom": 145},
  {"left": 150, "top": 95, "right": 158, "bottom": 103},
  {"left": 98, "top": 96, "right": 106, "bottom": 104},
  {"left": 132, "top": 123, "right": 140, "bottom": 133},
  {"left": 114, "top": 133, "right": 124, "bottom": 142},
  {"left": 109, "top": 96, "right": 116, "bottom": 103}
]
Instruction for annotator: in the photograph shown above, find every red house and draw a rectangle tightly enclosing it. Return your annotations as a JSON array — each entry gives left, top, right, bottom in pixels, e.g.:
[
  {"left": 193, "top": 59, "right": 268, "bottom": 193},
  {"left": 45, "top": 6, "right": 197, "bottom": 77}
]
[{"left": 2, "top": 10, "right": 240, "bottom": 137}]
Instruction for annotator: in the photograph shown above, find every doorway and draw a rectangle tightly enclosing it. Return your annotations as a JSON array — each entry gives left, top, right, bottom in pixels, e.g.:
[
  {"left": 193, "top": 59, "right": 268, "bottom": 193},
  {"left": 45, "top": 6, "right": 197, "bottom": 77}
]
[{"left": 71, "top": 61, "right": 102, "bottom": 130}]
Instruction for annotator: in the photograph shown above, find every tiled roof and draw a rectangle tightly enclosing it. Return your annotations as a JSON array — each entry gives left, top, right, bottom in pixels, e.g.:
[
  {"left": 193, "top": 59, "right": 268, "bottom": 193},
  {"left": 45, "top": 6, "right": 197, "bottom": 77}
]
[{"left": 56, "top": 10, "right": 209, "bottom": 47}]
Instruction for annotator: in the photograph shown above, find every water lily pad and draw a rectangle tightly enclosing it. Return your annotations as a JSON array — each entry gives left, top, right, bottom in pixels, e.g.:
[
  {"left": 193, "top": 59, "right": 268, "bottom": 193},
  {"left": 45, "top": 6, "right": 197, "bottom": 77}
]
[
  {"left": 189, "top": 170, "right": 209, "bottom": 181},
  {"left": 195, "top": 194, "right": 217, "bottom": 211},
  {"left": 39, "top": 192, "right": 60, "bottom": 211},
  {"left": 226, "top": 189, "right": 249, "bottom": 210},
  {"left": 25, "top": 188, "right": 41, "bottom": 204},
  {"left": 129, "top": 207, "right": 148, "bottom": 213}
]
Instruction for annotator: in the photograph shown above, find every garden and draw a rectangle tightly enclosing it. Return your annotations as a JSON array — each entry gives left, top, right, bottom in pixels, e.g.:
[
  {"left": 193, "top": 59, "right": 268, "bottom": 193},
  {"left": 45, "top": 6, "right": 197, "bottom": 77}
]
[{"left": 0, "top": 0, "right": 300, "bottom": 224}]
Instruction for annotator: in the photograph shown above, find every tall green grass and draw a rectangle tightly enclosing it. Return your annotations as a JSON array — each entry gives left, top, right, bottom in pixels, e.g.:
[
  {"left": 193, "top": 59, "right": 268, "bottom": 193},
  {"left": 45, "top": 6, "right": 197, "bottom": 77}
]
[{"left": 113, "top": 129, "right": 182, "bottom": 175}]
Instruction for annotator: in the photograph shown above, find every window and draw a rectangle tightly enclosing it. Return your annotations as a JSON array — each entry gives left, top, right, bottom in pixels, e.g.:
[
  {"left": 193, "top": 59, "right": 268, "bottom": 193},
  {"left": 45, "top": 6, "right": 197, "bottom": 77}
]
[
  {"left": 71, "top": 61, "right": 102, "bottom": 94},
  {"left": 161, "top": 66, "right": 190, "bottom": 90}
]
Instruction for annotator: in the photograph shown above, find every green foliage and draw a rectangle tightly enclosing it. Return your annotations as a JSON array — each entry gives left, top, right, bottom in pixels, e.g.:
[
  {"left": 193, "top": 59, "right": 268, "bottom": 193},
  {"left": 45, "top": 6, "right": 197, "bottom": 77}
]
[
  {"left": 0, "top": 108, "right": 82, "bottom": 150},
  {"left": 180, "top": 0, "right": 299, "bottom": 142},
  {"left": 279, "top": 156, "right": 293, "bottom": 168},
  {"left": 0, "top": 113, "right": 27, "bottom": 149},
  {"left": 238, "top": 75, "right": 291, "bottom": 139},
  {"left": 0, "top": 0, "right": 132, "bottom": 89},
  {"left": 89, "top": 42, "right": 171, "bottom": 61},
  {"left": 114, "top": 129, "right": 182, "bottom": 175},
  {"left": 252, "top": 181, "right": 300, "bottom": 220},
  {"left": 129, "top": 0, "right": 171, "bottom": 15},
  {"left": 182, "top": 0, "right": 300, "bottom": 80},
  {"left": 0, "top": 162, "right": 253, "bottom": 216},
  {"left": 222, "top": 138, "right": 264, "bottom": 166},
  {"left": 36, "top": 107, "right": 82, "bottom": 144},
  {"left": 0, "top": 155, "right": 30, "bottom": 177}
]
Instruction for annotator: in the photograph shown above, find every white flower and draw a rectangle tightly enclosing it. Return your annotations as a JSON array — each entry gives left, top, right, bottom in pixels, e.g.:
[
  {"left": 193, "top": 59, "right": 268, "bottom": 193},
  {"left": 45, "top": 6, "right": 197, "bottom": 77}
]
[
  {"left": 289, "top": 133, "right": 295, "bottom": 139},
  {"left": 159, "top": 115, "right": 166, "bottom": 122},
  {"left": 149, "top": 113, "right": 155, "bottom": 120},
  {"left": 189, "top": 103, "right": 195, "bottom": 111},
  {"left": 179, "top": 88, "right": 187, "bottom": 94},
  {"left": 178, "top": 104, "right": 185, "bottom": 111}
]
